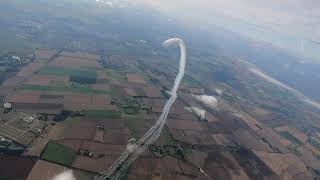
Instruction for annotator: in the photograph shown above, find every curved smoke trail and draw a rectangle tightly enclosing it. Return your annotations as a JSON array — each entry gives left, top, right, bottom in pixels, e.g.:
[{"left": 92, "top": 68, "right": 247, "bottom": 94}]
[{"left": 96, "top": 38, "right": 187, "bottom": 180}]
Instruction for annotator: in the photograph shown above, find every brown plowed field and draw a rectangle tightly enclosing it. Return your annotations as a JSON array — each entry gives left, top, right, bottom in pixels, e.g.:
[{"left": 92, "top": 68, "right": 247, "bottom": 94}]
[
  {"left": 25, "top": 75, "right": 67, "bottom": 86},
  {"left": 17, "top": 63, "right": 45, "bottom": 77},
  {"left": 92, "top": 84, "right": 110, "bottom": 91},
  {"left": 1, "top": 76, "right": 25, "bottom": 87},
  {"left": 72, "top": 156, "right": 118, "bottom": 173},
  {"left": 104, "top": 129, "right": 129, "bottom": 145},
  {"left": 57, "top": 139, "right": 82, "bottom": 151},
  {"left": 27, "top": 160, "right": 94, "bottom": 180},
  {"left": 143, "top": 86, "right": 162, "bottom": 98},
  {"left": 88, "top": 143, "right": 126, "bottom": 155},
  {"left": 127, "top": 74, "right": 146, "bottom": 84},
  {"left": 65, "top": 120, "right": 97, "bottom": 140},
  {"left": 166, "top": 119, "right": 202, "bottom": 130},
  {"left": 7, "top": 94, "right": 40, "bottom": 103},
  {"left": 124, "top": 88, "right": 138, "bottom": 96},
  {"left": 49, "top": 56, "right": 99, "bottom": 69},
  {"left": 91, "top": 94, "right": 111, "bottom": 105},
  {"left": 60, "top": 51, "right": 100, "bottom": 60},
  {"left": 35, "top": 50, "right": 57, "bottom": 59},
  {"left": 0, "top": 155, "right": 37, "bottom": 180}
]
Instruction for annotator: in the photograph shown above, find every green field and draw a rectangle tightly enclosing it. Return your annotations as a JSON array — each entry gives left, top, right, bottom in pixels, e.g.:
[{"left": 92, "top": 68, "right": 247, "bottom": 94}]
[
  {"left": 38, "top": 66, "right": 73, "bottom": 76},
  {"left": 123, "top": 107, "right": 138, "bottom": 114},
  {"left": 40, "top": 94, "right": 64, "bottom": 99},
  {"left": 41, "top": 140, "right": 76, "bottom": 166},
  {"left": 21, "top": 83, "right": 109, "bottom": 94},
  {"left": 70, "top": 69, "right": 97, "bottom": 84},
  {"left": 85, "top": 110, "right": 120, "bottom": 118},
  {"left": 181, "top": 75, "right": 201, "bottom": 87}
]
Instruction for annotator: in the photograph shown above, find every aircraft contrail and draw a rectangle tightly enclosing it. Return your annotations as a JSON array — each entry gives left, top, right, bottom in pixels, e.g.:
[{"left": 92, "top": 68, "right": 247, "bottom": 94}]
[{"left": 96, "top": 38, "right": 187, "bottom": 180}]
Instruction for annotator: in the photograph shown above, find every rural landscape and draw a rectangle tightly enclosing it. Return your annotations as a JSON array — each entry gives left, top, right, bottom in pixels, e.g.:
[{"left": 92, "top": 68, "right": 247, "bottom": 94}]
[{"left": 1, "top": 0, "right": 320, "bottom": 180}]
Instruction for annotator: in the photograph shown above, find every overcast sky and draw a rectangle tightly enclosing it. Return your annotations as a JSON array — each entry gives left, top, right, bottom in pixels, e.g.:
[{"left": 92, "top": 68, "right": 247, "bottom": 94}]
[{"left": 135, "top": 0, "right": 320, "bottom": 42}]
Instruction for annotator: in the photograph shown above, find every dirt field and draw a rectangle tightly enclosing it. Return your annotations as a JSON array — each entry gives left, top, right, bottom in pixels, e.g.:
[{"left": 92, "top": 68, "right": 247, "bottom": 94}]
[
  {"left": 92, "top": 84, "right": 110, "bottom": 91},
  {"left": 91, "top": 94, "right": 111, "bottom": 105},
  {"left": 17, "top": 63, "right": 45, "bottom": 77},
  {"left": 275, "top": 126, "right": 308, "bottom": 144},
  {"left": 205, "top": 112, "right": 219, "bottom": 122},
  {"left": 253, "top": 150, "right": 311, "bottom": 178},
  {"left": 35, "top": 50, "right": 57, "bottom": 59},
  {"left": 166, "top": 119, "right": 202, "bottom": 130},
  {"left": 234, "top": 112, "right": 263, "bottom": 131},
  {"left": 143, "top": 86, "right": 162, "bottom": 98},
  {"left": 7, "top": 93, "right": 40, "bottom": 103},
  {"left": 60, "top": 51, "right": 100, "bottom": 60},
  {"left": 49, "top": 56, "right": 100, "bottom": 69},
  {"left": 94, "top": 129, "right": 104, "bottom": 142},
  {"left": 57, "top": 139, "right": 82, "bottom": 151},
  {"left": 104, "top": 129, "right": 130, "bottom": 145},
  {"left": 124, "top": 87, "right": 138, "bottom": 96},
  {"left": 1, "top": 76, "right": 25, "bottom": 88},
  {"left": 169, "top": 128, "right": 214, "bottom": 145},
  {"left": 234, "top": 129, "right": 271, "bottom": 152},
  {"left": 0, "top": 155, "right": 37, "bottom": 180},
  {"left": 186, "top": 150, "right": 208, "bottom": 168},
  {"left": 97, "top": 70, "right": 109, "bottom": 80},
  {"left": 65, "top": 119, "right": 97, "bottom": 140},
  {"left": 211, "top": 134, "right": 236, "bottom": 146},
  {"left": 27, "top": 160, "right": 94, "bottom": 180},
  {"left": 63, "top": 94, "right": 92, "bottom": 111},
  {"left": 72, "top": 156, "right": 118, "bottom": 173},
  {"left": 127, "top": 74, "right": 146, "bottom": 84},
  {"left": 25, "top": 75, "right": 67, "bottom": 86}
]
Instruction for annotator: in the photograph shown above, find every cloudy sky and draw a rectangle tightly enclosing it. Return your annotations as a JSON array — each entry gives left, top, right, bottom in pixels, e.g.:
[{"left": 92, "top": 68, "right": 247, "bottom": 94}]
[
  {"left": 132, "top": 0, "right": 320, "bottom": 59},
  {"left": 136, "top": 0, "right": 319, "bottom": 40}
]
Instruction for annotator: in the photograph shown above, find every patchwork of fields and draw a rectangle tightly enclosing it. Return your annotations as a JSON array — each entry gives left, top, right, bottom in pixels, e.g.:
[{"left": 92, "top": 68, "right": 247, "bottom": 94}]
[{"left": 0, "top": 50, "right": 319, "bottom": 180}]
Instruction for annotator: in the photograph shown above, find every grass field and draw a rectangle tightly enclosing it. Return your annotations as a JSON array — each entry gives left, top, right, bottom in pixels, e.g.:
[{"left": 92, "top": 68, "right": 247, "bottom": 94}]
[
  {"left": 41, "top": 140, "right": 76, "bottom": 166},
  {"left": 85, "top": 110, "right": 120, "bottom": 118}
]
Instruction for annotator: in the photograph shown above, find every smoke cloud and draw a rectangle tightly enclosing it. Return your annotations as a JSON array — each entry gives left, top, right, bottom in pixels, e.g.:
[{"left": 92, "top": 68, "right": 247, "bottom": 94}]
[
  {"left": 185, "top": 106, "right": 206, "bottom": 120},
  {"left": 193, "top": 95, "right": 218, "bottom": 110},
  {"left": 52, "top": 170, "right": 76, "bottom": 180},
  {"left": 215, "top": 88, "right": 223, "bottom": 95},
  {"left": 96, "top": 38, "right": 187, "bottom": 180}
]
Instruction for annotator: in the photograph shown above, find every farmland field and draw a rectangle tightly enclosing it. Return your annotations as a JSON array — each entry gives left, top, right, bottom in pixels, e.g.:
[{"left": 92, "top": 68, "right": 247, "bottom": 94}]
[
  {"left": 85, "top": 110, "right": 121, "bottom": 118},
  {"left": 41, "top": 140, "right": 76, "bottom": 166}
]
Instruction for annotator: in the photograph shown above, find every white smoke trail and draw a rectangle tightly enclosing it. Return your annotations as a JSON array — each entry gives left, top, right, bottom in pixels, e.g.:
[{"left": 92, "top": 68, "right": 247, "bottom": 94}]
[
  {"left": 193, "top": 94, "right": 218, "bottom": 110},
  {"left": 96, "top": 38, "right": 187, "bottom": 180},
  {"left": 52, "top": 170, "right": 76, "bottom": 180},
  {"left": 185, "top": 106, "right": 206, "bottom": 120}
]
